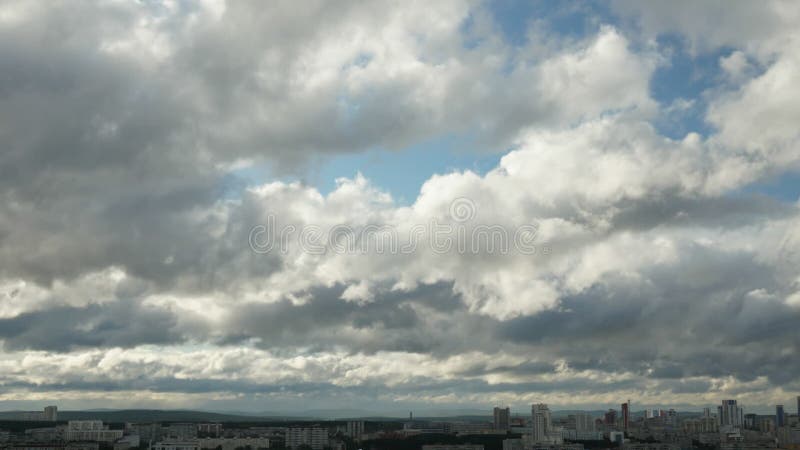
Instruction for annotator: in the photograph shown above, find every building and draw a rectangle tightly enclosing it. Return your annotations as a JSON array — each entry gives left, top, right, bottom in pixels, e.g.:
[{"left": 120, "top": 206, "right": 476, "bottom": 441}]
[
  {"left": 450, "top": 422, "right": 494, "bottom": 435},
  {"left": 66, "top": 444, "right": 99, "bottom": 450},
  {"left": 345, "top": 421, "right": 364, "bottom": 442},
  {"left": 622, "top": 444, "right": 679, "bottom": 450},
  {"left": 758, "top": 417, "right": 775, "bottom": 433},
  {"left": 129, "top": 424, "right": 162, "bottom": 444},
  {"left": 43, "top": 406, "right": 58, "bottom": 422},
  {"left": 645, "top": 409, "right": 660, "bottom": 419},
  {"left": 666, "top": 409, "right": 678, "bottom": 426},
  {"left": 566, "top": 413, "right": 595, "bottom": 432},
  {"left": 561, "top": 430, "right": 603, "bottom": 441},
  {"left": 196, "top": 424, "right": 221, "bottom": 438},
  {"left": 683, "top": 417, "right": 718, "bottom": 434},
  {"left": 502, "top": 439, "right": 525, "bottom": 450},
  {"left": 421, "top": 446, "right": 484, "bottom": 450},
  {"left": 26, "top": 427, "right": 61, "bottom": 442},
  {"left": 6, "top": 444, "right": 98, "bottom": 450},
  {"left": 604, "top": 410, "right": 617, "bottom": 426},
  {"left": 197, "top": 437, "right": 269, "bottom": 450},
  {"left": 532, "top": 404, "right": 562, "bottom": 444},
  {"left": 719, "top": 400, "right": 743, "bottom": 430},
  {"left": 64, "top": 421, "right": 123, "bottom": 443},
  {"left": 797, "top": 396, "right": 800, "bottom": 416},
  {"left": 150, "top": 441, "right": 200, "bottom": 450},
  {"left": 494, "top": 407, "right": 510, "bottom": 431},
  {"left": 564, "top": 412, "right": 598, "bottom": 438},
  {"left": 114, "top": 435, "right": 141, "bottom": 450},
  {"left": 777, "top": 427, "right": 800, "bottom": 447},
  {"left": 532, "top": 404, "right": 552, "bottom": 443},
  {"left": 719, "top": 443, "right": 778, "bottom": 450},
  {"left": 3, "top": 445, "right": 64, "bottom": 450},
  {"left": 777, "top": 405, "right": 785, "bottom": 428},
  {"left": 285, "top": 427, "right": 328, "bottom": 450},
  {"left": 164, "top": 424, "right": 197, "bottom": 440},
  {"left": 579, "top": 413, "right": 595, "bottom": 431},
  {"left": 608, "top": 431, "right": 624, "bottom": 445},
  {"left": 621, "top": 402, "right": 630, "bottom": 431},
  {"left": 527, "top": 445, "right": 583, "bottom": 450},
  {"left": 401, "top": 421, "right": 452, "bottom": 435}
]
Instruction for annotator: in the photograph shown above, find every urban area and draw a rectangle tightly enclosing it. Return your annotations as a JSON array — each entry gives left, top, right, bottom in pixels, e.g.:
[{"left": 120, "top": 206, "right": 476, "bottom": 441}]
[{"left": 1, "top": 398, "right": 800, "bottom": 450}]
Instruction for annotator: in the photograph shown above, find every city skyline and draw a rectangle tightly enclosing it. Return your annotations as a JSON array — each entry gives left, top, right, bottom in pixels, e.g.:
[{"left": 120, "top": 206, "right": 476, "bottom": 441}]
[
  {"left": 1, "top": 400, "right": 799, "bottom": 449},
  {"left": 0, "top": 0, "right": 799, "bottom": 416},
  {"left": 2, "top": 398, "right": 799, "bottom": 418}
]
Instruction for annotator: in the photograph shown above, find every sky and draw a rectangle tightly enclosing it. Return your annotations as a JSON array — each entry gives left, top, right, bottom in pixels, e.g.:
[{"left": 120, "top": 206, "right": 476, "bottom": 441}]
[{"left": 0, "top": 0, "right": 799, "bottom": 416}]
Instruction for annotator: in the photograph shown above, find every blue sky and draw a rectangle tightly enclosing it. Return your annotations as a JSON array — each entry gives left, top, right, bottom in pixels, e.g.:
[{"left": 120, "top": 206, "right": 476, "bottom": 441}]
[{"left": 230, "top": 1, "right": 798, "bottom": 204}]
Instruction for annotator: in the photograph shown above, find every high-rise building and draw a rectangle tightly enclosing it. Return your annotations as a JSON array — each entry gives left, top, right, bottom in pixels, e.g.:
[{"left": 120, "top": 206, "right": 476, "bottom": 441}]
[
  {"left": 129, "top": 423, "right": 163, "bottom": 443},
  {"left": 776, "top": 405, "right": 785, "bottom": 428},
  {"left": 286, "top": 427, "right": 328, "bottom": 450},
  {"left": 647, "top": 409, "right": 661, "bottom": 419},
  {"left": 64, "top": 421, "right": 123, "bottom": 443},
  {"left": 502, "top": 438, "right": 525, "bottom": 450},
  {"left": 666, "top": 409, "right": 677, "bottom": 426},
  {"left": 621, "top": 401, "right": 630, "bottom": 431},
  {"left": 719, "top": 400, "right": 743, "bottom": 430},
  {"left": 43, "top": 406, "right": 57, "bottom": 421},
  {"left": 493, "top": 407, "right": 510, "bottom": 431},
  {"left": 346, "top": 421, "right": 364, "bottom": 442},
  {"left": 165, "top": 423, "right": 197, "bottom": 440},
  {"left": 758, "top": 417, "right": 776, "bottom": 433},
  {"left": 604, "top": 409, "right": 617, "bottom": 426},
  {"left": 531, "top": 404, "right": 552, "bottom": 443},
  {"left": 422, "top": 446, "right": 484, "bottom": 450},
  {"left": 567, "top": 412, "right": 595, "bottom": 432},
  {"left": 797, "top": 396, "right": 800, "bottom": 416},
  {"left": 197, "top": 423, "right": 222, "bottom": 437}
]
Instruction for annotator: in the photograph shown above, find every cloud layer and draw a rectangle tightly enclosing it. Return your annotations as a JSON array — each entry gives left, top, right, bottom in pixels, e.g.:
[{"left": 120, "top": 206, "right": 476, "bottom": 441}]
[{"left": 0, "top": 0, "right": 799, "bottom": 413}]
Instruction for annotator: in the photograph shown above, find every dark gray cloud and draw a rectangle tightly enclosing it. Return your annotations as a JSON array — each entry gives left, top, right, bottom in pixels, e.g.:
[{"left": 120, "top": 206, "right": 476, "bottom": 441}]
[
  {"left": 497, "top": 245, "right": 800, "bottom": 384},
  {"left": 221, "top": 282, "right": 498, "bottom": 356},
  {"left": 609, "top": 193, "right": 795, "bottom": 232},
  {"left": 0, "top": 371, "right": 640, "bottom": 399},
  {"left": 0, "top": 300, "right": 185, "bottom": 352}
]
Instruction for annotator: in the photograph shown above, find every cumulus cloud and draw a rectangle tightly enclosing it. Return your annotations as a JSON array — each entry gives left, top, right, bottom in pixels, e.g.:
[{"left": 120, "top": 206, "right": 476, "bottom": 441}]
[{"left": 0, "top": 0, "right": 799, "bottom": 412}]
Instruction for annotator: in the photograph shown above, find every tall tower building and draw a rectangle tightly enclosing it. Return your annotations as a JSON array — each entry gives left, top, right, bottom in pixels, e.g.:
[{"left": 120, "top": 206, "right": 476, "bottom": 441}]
[
  {"left": 719, "top": 400, "right": 743, "bottom": 429},
  {"left": 531, "top": 403, "right": 552, "bottom": 443},
  {"left": 776, "top": 405, "right": 785, "bottom": 428},
  {"left": 43, "top": 406, "right": 57, "bottom": 421},
  {"left": 604, "top": 409, "right": 617, "bottom": 426},
  {"left": 621, "top": 401, "right": 630, "bottom": 431},
  {"left": 493, "top": 407, "right": 510, "bottom": 431},
  {"left": 571, "top": 412, "right": 595, "bottom": 432},
  {"left": 346, "top": 421, "right": 364, "bottom": 442}
]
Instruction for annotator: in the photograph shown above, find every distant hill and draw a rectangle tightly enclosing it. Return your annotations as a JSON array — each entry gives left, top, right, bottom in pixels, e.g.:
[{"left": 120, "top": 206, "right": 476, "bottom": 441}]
[
  {"left": 0, "top": 408, "right": 708, "bottom": 423},
  {"left": 62, "top": 410, "right": 280, "bottom": 423},
  {"left": 0, "top": 410, "right": 299, "bottom": 423}
]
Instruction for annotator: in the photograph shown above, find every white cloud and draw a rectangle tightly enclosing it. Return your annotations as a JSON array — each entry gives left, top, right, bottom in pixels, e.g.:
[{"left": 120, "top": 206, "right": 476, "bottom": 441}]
[{"left": 1, "top": 0, "right": 800, "bottom": 411}]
